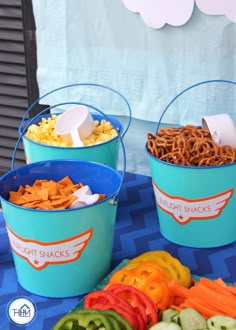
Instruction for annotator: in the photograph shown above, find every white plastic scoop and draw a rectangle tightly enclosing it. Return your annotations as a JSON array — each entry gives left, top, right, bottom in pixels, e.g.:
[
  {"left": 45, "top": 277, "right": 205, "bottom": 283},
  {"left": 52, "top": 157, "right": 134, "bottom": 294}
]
[
  {"left": 69, "top": 185, "right": 100, "bottom": 209},
  {"left": 78, "top": 193, "right": 100, "bottom": 205},
  {"left": 55, "top": 105, "right": 94, "bottom": 147},
  {"left": 202, "top": 114, "right": 236, "bottom": 148}
]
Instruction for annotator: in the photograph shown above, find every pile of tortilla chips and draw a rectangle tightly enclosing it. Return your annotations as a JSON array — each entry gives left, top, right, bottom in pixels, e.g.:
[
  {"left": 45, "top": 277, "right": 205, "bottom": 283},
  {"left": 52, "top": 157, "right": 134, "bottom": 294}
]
[{"left": 8, "top": 176, "right": 82, "bottom": 210}]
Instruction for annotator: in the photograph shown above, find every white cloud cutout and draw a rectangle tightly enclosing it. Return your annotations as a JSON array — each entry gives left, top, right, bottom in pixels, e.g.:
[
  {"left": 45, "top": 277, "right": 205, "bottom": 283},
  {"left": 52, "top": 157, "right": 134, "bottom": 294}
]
[
  {"left": 195, "top": 0, "right": 236, "bottom": 23},
  {"left": 121, "top": 0, "right": 236, "bottom": 28},
  {"left": 121, "top": 0, "right": 195, "bottom": 29}
]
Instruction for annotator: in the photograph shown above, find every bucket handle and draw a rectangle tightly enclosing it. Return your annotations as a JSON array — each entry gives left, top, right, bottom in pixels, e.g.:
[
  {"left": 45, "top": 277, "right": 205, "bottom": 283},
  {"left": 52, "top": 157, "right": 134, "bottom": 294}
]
[
  {"left": 156, "top": 79, "right": 236, "bottom": 133},
  {"left": 20, "top": 83, "right": 132, "bottom": 137},
  {"left": 13, "top": 101, "right": 126, "bottom": 203}
]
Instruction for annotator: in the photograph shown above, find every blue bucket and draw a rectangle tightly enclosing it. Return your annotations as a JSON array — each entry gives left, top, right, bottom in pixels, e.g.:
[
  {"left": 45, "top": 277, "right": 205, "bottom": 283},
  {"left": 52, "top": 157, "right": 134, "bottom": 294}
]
[
  {"left": 18, "top": 83, "right": 132, "bottom": 169},
  {"left": 146, "top": 79, "right": 236, "bottom": 248},
  {"left": 0, "top": 159, "right": 124, "bottom": 297}
]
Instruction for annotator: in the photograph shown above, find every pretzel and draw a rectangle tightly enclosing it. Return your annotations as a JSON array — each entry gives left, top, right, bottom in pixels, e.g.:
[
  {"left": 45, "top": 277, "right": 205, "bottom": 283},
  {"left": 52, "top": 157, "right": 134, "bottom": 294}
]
[
  {"left": 159, "top": 151, "right": 186, "bottom": 165},
  {"left": 146, "top": 125, "right": 236, "bottom": 167},
  {"left": 192, "top": 138, "right": 218, "bottom": 157},
  {"left": 198, "top": 156, "right": 226, "bottom": 167},
  {"left": 219, "top": 145, "right": 235, "bottom": 162},
  {"left": 158, "top": 127, "right": 180, "bottom": 137}
]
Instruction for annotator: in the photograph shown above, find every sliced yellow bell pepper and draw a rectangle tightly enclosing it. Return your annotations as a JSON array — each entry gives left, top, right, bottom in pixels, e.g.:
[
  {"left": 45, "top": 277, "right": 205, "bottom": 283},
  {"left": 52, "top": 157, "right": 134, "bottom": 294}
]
[{"left": 124, "top": 250, "right": 191, "bottom": 288}]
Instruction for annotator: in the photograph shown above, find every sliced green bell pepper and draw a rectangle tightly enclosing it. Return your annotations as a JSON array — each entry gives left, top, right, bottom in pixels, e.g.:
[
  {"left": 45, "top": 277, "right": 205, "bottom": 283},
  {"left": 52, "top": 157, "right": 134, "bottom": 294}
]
[
  {"left": 53, "top": 309, "right": 114, "bottom": 330},
  {"left": 53, "top": 308, "right": 132, "bottom": 330},
  {"left": 101, "top": 310, "right": 132, "bottom": 330}
]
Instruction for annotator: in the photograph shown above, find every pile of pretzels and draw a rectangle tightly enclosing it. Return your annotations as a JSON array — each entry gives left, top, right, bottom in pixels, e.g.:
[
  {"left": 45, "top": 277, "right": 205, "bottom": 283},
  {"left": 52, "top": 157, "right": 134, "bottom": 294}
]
[{"left": 146, "top": 125, "right": 236, "bottom": 166}]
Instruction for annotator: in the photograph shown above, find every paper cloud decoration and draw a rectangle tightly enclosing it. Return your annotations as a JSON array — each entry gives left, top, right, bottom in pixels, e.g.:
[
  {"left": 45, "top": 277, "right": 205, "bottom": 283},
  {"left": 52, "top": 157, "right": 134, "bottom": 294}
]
[
  {"left": 195, "top": 0, "right": 236, "bottom": 23},
  {"left": 121, "top": 0, "right": 195, "bottom": 29}
]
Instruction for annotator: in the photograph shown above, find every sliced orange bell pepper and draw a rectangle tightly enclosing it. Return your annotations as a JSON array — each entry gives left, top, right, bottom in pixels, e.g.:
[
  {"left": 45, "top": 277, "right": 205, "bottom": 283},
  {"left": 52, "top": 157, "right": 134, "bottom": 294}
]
[{"left": 105, "top": 261, "right": 173, "bottom": 313}]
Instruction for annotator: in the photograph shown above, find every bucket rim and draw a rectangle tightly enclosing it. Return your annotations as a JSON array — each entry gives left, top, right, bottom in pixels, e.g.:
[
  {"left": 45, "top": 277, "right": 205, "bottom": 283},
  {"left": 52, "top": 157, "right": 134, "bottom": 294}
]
[
  {"left": 145, "top": 143, "right": 236, "bottom": 170},
  {"left": 0, "top": 159, "right": 123, "bottom": 212},
  {"left": 4, "top": 157, "right": 121, "bottom": 170},
  {"left": 0, "top": 193, "right": 114, "bottom": 212}
]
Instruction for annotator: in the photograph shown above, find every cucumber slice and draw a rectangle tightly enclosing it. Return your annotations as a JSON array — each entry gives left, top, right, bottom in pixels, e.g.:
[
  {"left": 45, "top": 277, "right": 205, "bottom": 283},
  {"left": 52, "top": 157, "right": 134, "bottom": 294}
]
[
  {"left": 179, "top": 307, "right": 207, "bottom": 330},
  {"left": 149, "top": 321, "right": 182, "bottom": 330},
  {"left": 207, "top": 315, "right": 236, "bottom": 329},
  {"left": 161, "top": 308, "right": 179, "bottom": 323}
]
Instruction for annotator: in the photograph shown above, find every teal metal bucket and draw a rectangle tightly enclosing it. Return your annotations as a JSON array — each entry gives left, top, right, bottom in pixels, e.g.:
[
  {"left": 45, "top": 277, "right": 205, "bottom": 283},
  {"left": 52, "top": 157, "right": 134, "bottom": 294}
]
[
  {"left": 146, "top": 79, "right": 236, "bottom": 248},
  {"left": 18, "top": 83, "right": 132, "bottom": 169},
  {"left": 0, "top": 159, "right": 123, "bottom": 297}
]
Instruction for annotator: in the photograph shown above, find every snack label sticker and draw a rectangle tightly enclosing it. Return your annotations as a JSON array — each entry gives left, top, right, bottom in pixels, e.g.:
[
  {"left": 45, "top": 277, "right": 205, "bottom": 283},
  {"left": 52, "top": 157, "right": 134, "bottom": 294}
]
[
  {"left": 6, "top": 225, "right": 93, "bottom": 270},
  {"left": 152, "top": 181, "right": 233, "bottom": 224}
]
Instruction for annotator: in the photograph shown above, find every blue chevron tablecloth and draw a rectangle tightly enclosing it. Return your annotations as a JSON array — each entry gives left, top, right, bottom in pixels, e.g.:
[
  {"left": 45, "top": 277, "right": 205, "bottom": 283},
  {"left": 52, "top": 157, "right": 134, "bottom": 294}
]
[{"left": 0, "top": 172, "right": 236, "bottom": 329}]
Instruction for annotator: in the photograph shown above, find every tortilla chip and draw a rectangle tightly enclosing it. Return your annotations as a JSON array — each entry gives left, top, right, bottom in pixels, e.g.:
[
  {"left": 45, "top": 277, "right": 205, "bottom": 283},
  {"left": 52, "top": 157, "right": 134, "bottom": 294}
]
[
  {"left": 51, "top": 195, "right": 78, "bottom": 209},
  {"left": 57, "top": 176, "right": 74, "bottom": 187},
  {"left": 22, "top": 192, "right": 41, "bottom": 203},
  {"left": 17, "top": 185, "right": 25, "bottom": 194},
  {"left": 37, "top": 188, "right": 49, "bottom": 201},
  {"left": 36, "top": 201, "right": 54, "bottom": 210},
  {"left": 50, "top": 196, "right": 72, "bottom": 206},
  {"left": 22, "top": 201, "right": 42, "bottom": 208},
  {"left": 9, "top": 192, "right": 26, "bottom": 205},
  {"left": 8, "top": 176, "right": 99, "bottom": 210}
]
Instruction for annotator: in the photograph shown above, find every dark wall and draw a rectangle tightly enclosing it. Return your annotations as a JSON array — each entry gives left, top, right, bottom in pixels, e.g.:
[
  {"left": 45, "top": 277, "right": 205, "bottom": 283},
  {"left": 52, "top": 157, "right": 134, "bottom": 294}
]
[{"left": 0, "top": 0, "right": 43, "bottom": 175}]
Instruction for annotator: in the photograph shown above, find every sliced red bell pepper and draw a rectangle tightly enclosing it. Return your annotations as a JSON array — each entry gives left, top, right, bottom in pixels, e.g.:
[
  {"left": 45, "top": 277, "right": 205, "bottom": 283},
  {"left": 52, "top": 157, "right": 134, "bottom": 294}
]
[
  {"left": 84, "top": 290, "right": 145, "bottom": 330},
  {"left": 91, "top": 303, "right": 139, "bottom": 329},
  {"left": 106, "top": 283, "right": 158, "bottom": 327},
  {"left": 84, "top": 289, "right": 118, "bottom": 307}
]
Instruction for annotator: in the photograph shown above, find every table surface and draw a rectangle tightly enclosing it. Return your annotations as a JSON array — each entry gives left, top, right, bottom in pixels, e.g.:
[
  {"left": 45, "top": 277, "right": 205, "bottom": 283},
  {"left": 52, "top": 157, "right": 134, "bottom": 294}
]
[{"left": 1, "top": 172, "right": 236, "bottom": 330}]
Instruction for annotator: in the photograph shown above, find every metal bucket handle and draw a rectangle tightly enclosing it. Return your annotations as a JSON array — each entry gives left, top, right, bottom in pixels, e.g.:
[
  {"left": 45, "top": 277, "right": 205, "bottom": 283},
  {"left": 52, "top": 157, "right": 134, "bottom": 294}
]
[
  {"left": 156, "top": 79, "right": 236, "bottom": 133},
  {"left": 13, "top": 102, "right": 126, "bottom": 203},
  {"left": 20, "top": 83, "right": 132, "bottom": 137}
]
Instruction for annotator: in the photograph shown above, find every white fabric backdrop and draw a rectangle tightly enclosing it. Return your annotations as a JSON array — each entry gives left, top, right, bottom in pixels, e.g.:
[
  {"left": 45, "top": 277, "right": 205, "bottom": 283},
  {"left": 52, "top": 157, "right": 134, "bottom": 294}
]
[
  {"left": 32, "top": 0, "right": 236, "bottom": 125},
  {"left": 31, "top": 0, "right": 236, "bottom": 174}
]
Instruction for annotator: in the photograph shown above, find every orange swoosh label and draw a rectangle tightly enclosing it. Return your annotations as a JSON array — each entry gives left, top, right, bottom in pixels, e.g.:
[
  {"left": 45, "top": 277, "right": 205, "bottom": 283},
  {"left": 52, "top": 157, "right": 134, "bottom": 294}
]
[
  {"left": 6, "top": 224, "right": 93, "bottom": 270},
  {"left": 153, "top": 181, "right": 233, "bottom": 224}
]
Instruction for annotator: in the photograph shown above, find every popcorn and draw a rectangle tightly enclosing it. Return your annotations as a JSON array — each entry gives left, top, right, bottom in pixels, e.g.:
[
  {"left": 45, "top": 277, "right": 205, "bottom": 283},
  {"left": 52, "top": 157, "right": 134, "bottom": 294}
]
[{"left": 25, "top": 115, "right": 117, "bottom": 147}]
